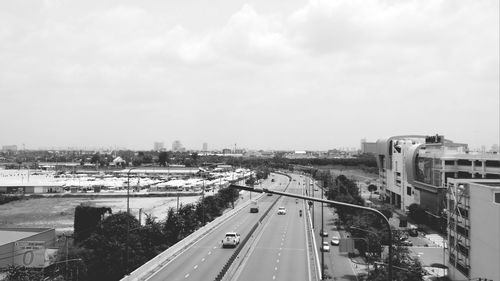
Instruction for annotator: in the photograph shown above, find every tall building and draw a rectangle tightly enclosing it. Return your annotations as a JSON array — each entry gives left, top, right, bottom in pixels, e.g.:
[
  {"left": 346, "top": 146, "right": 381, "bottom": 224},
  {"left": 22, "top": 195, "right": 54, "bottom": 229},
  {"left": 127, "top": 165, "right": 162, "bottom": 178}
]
[
  {"left": 153, "top": 142, "right": 164, "bottom": 151},
  {"left": 203, "top": 142, "right": 208, "bottom": 151},
  {"left": 446, "top": 179, "right": 500, "bottom": 281},
  {"left": 367, "top": 135, "right": 500, "bottom": 230},
  {"left": 2, "top": 145, "right": 17, "bottom": 152},
  {"left": 172, "top": 140, "right": 184, "bottom": 152}
]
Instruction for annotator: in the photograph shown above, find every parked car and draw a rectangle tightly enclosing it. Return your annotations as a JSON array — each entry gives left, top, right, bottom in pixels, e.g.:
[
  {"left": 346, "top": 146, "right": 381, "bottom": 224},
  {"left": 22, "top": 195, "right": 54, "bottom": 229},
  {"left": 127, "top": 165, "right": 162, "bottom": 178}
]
[
  {"left": 320, "top": 229, "right": 328, "bottom": 237},
  {"left": 321, "top": 241, "right": 330, "bottom": 252},
  {"left": 330, "top": 231, "right": 340, "bottom": 245}
]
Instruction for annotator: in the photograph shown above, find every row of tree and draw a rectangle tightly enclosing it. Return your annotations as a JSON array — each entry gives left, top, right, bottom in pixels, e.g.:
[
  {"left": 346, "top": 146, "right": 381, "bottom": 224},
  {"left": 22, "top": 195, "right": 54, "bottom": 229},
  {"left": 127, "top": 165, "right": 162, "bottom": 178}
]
[
  {"left": 3, "top": 186, "right": 243, "bottom": 281},
  {"left": 310, "top": 170, "right": 426, "bottom": 281}
]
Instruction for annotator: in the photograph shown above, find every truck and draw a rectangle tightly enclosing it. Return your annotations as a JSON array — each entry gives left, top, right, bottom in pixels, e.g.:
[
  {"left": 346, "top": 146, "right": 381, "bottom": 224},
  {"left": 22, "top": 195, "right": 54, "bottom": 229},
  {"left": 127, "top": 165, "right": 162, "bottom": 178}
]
[
  {"left": 250, "top": 200, "right": 259, "bottom": 213},
  {"left": 222, "top": 232, "right": 240, "bottom": 248}
]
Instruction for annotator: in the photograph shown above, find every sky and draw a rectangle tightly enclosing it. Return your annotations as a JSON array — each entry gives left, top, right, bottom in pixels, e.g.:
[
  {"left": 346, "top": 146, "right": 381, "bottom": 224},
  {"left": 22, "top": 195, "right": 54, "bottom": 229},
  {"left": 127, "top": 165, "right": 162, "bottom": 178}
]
[{"left": 0, "top": 0, "right": 499, "bottom": 151}]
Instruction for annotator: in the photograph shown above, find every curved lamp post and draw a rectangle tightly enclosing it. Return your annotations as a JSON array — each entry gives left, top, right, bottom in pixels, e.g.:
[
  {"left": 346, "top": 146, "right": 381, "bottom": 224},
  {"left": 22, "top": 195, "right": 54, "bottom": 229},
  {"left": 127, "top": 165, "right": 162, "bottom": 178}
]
[{"left": 229, "top": 183, "right": 394, "bottom": 281}]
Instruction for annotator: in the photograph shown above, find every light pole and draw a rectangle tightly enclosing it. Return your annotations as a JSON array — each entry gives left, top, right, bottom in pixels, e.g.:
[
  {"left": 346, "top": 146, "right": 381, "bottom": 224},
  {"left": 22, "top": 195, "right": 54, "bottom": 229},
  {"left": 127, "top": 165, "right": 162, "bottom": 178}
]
[
  {"left": 126, "top": 167, "right": 136, "bottom": 275},
  {"left": 229, "top": 183, "right": 394, "bottom": 281},
  {"left": 321, "top": 179, "right": 325, "bottom": 279},
  {"left": 127, "top": 167, "right": 137, "bottom": 214}
]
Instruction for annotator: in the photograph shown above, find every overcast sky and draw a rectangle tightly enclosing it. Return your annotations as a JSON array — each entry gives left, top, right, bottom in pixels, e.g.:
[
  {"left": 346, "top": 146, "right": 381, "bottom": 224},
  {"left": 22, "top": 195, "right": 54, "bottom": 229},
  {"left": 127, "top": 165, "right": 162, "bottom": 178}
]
[{"left": 0, "top": 0, "right": 498, "bottom": 151}]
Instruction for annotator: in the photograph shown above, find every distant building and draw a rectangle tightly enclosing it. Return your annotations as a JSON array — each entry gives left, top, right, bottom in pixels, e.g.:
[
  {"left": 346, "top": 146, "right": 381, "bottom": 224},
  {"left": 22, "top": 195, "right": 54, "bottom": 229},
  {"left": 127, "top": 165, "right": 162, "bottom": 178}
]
[
  {"left": 2, "top": 145, "right": 17, "bottom": 152},
  {"left": 203, "top": 142, "right": 208, "bottom": 151},
  {"left": 360, "top": 139, "right": 377, "bottom": 154},
  {"left": 222, "top": 148, "right": 232, "bottom": 155},
  {"left": 446, "top": 179, "right": 500, "bottom": 281},
  {"left": 172, "top": 140, "right": 184, "bottom": 152},
  {"left": 153, "top": 142, "right": 165, "bottom": 151}
]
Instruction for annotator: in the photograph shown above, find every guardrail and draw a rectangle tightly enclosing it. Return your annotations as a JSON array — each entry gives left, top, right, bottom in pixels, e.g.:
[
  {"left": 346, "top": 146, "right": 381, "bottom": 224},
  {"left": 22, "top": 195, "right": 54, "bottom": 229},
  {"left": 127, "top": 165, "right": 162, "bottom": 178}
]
[
  {"left": 213, "top": 173, "right": 293, "bottom": 281},
  {"left": 122, "top": 193, "right": 262, "bottom": 281}
]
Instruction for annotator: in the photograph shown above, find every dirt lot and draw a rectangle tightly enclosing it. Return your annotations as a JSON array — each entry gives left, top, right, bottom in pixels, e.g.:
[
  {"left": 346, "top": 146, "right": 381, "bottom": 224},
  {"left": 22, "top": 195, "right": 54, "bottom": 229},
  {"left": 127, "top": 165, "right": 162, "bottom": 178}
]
[{"left": 0, "top": 195, "right": 202, "bottom": 233}]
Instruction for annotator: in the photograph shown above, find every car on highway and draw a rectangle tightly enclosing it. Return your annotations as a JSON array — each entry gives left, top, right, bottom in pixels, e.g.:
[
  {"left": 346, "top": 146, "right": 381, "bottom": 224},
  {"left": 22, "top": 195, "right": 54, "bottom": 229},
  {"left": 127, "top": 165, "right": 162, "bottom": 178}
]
[
  {"left": 277, "top": 206, "right": 287, "bottom": 215},
  {"left": 222, "top": 232, "right": 240, "bottom": 248},
  {"left": 330, "top": 231, "right": 340, "bottom": 246},
  {"left": 319, "top": 229, "right": 328, "bottom": 237},
  {"left": 321, "top": 241, "right": 330, "bottom": 252}
]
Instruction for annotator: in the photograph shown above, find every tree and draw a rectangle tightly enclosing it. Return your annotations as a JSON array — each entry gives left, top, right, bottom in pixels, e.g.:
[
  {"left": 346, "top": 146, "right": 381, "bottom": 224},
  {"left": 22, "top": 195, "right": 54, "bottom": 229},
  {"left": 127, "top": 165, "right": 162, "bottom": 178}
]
[
  {"left": 367, "top": 235, "right": 426, "bottom": 281},
  {"left": 73, "top": 205, "right": 112, "bottom": 244},
  {"left": 158, "top": 152, "right": 168, "bottom": 166},
  {"left": 368, "top": 184, "right": 377, "bottom": 200},
  {"left": 408, "top": 203, "right": 427, "bottom": 224},
  {"left": 4, "top": 265, "right": 43, "bottom": 281}
]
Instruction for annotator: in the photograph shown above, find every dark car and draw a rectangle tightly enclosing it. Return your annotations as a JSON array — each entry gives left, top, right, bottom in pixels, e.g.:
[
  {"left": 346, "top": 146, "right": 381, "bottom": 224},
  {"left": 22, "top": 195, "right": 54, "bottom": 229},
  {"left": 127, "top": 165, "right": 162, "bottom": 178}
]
[
  {"left": 408, "top": 228, "right": 418, "bottom": 237},
  {"left": 320, "top": 230, "right": 328, "bottom": 237}
]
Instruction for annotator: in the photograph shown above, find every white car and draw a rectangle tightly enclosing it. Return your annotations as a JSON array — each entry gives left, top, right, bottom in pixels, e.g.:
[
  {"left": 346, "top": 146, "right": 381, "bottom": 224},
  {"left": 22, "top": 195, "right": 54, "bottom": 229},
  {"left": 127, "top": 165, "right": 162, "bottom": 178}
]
[
  {"left": 330, "top": 231, "right": 340, "bottom": 246},
  {"left": 277, "top": 206, "right": 287, "bottom": 215},
  {"left": 321, "top": 241, "right": 330, "bottom": 252},
  {"left": 222, "top": 232, "right": 240, "bottom": 248}
]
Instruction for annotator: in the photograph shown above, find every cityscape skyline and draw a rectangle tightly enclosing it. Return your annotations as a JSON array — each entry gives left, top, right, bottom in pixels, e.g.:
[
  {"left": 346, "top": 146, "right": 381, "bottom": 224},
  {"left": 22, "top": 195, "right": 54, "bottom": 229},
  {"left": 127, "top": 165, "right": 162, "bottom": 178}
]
[{"left": 0, "top": 0, "right": 498, "bottom": 151}]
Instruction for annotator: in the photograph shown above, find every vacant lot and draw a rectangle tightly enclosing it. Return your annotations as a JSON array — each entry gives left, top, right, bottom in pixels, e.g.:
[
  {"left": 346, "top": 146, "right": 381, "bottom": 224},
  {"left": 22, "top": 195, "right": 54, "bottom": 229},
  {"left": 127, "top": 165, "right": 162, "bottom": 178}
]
[{"left": 0, "top": 195, "right": 202, "bottom": 233}]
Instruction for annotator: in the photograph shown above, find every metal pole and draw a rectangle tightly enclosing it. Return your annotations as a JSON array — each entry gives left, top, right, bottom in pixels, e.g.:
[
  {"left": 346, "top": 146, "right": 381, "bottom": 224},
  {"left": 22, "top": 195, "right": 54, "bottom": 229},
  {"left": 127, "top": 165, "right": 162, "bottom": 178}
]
[
  {"left": 321, "top": 180, "right": 324, "bottom": 279},
  {"left": 126, "top": 167, "right": 134, "bottom": 275},
  {"left": 229, "top": 184, "right": 394, "bottom": 281}
]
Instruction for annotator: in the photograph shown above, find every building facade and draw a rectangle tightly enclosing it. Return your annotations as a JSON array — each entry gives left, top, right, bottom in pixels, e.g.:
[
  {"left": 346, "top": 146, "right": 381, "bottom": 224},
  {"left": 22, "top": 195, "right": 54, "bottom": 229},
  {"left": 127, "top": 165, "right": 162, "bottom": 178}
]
[
  {"left": 446, "top": 179, "right": 500, "bottom": 281},
  {"left": 0, "top": 228, "right": 57, "bottom": 268},
  {"left": 368, "top": 135, "right": 500, "bottom": 230},
  {"left": 153, "top": 142, "right": 164, "bottom": 151},
  {"left": 172, "top": 140, "right": 184, "bottom": 152}
]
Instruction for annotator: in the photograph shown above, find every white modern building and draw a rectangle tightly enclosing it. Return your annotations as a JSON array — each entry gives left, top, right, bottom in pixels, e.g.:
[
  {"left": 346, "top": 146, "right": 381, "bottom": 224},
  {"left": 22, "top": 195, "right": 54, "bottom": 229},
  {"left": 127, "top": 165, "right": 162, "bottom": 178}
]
[
  {"left": 367, "top": 135, "right": 500, "bottom": 231},
  {"left": 446, "top": 179, "right": 500, "bottom": 281}
]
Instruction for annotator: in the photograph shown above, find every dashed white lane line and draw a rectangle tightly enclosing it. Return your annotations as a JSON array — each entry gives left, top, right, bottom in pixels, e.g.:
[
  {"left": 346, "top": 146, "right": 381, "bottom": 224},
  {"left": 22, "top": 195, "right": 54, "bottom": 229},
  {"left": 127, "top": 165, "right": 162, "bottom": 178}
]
[
  {"left": 208, "top": 251, "right": 212, "bottom": 255},
  {"left": 194, "top": 265, "right": 198, "bottom": 269},
  {"left": 277, "top": 259, "right": 280, "bottom": 263},
  {"left": 213, "top": 246, "right": 216, "bottom": 249},
  {"left": 273, "top": 276, "right": 276, "bottom": 280},
  {"left": 184, "top": 273, "right": 189, "bottom": 278},
  {"left": 201, "top": 258, "right": 205, "bottom": 262},
  {"left": 275, "top": 267, "right": 278, "bottom": 271},
  {"left": 278, "top": 253, "right": 281, "bottom": 256}
]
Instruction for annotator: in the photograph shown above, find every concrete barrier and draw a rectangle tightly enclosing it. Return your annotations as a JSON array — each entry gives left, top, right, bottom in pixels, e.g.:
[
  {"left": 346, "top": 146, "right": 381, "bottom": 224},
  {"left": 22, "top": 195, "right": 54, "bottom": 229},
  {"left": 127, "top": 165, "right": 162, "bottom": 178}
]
[{"left": 122, "top": 193, "right": 263, "bottom": 281}]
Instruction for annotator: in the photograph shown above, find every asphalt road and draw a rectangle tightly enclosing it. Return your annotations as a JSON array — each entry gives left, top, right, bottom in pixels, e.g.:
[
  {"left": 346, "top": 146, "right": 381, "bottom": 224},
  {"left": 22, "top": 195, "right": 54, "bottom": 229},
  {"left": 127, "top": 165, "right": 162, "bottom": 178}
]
[
  {"left": 234, "top": 174, "right": 309, "bottom": 281},
  {"left": 145, "top": 173, "right": 290, "bottom": 281},
  {"left": 307, "top": 178, "right": 358, "bottom": 281}
]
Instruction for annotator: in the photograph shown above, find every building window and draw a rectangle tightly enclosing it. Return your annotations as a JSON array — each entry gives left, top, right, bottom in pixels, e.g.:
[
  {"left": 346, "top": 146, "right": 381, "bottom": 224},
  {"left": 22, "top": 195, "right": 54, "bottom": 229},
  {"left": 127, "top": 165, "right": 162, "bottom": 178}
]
[
  {"left": 495, "top": 192, "right": 500, "bottom": 204},
  {"left": 407, "top": 186, "right": 412, "bottom": 196}
]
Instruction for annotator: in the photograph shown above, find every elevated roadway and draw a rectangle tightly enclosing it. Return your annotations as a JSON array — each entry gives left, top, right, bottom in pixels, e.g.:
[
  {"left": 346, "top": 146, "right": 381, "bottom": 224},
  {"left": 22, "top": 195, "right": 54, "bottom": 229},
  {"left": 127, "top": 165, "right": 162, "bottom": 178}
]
[{"left": 142, "top": 173, "right": 291, "bottom": 281}]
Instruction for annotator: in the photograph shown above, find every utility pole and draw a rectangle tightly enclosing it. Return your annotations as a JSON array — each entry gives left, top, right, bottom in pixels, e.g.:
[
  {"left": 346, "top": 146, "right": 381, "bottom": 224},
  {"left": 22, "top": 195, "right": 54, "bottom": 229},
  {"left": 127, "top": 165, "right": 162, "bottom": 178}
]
[{"left": 321, "top": 179, "right": 325, "bottom": 279}]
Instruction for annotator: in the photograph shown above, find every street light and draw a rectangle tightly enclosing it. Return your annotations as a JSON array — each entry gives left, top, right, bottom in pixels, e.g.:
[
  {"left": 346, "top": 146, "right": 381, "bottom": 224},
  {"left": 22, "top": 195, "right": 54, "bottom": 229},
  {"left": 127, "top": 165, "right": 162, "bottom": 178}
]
[
  {"left": 126, "top": 167, "right": 137, "bottom": 275},
  {"left": 229, "top": 183, "right": 394, "bottom": 281},
  {"left": 127, "top": 167, "right": 137, "bottom": 214}
]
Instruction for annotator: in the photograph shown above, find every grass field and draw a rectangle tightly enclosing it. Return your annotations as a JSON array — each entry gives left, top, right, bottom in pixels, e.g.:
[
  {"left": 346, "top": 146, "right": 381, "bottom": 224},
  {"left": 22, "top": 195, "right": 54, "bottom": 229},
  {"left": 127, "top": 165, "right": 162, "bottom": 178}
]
[{"left": 0, "top": 195, "right": 202, "bottom": 233}]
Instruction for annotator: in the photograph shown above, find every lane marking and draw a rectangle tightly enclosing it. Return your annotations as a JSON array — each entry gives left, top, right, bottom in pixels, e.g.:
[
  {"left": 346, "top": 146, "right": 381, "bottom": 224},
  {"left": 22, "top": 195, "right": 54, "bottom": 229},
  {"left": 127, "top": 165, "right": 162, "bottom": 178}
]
[
  {"left": 273, "top": 276, "right": 276, "bottom": 280},
  {"left": 185, "top": 273, "right": 189, "bottom": 278},
  {"left": 275, "top": 267, "right": 278, "bottom": 271},
  {"left": 208, "top": 251, "right": 211, "bottom": 255},
  {"left": 194, "top": 265, "right": 198, "bottom": 269},
  {"left": 277, "top": 259, "right": 280, "bottom": 263},
  {"left": 201, "top": 258, "right": 205, "bottom": 262}
]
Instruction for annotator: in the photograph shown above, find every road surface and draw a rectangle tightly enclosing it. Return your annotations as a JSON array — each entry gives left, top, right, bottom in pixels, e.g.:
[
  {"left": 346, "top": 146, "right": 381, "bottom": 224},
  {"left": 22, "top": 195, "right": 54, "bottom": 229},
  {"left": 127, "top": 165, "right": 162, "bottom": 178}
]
[
  {"left": 145, "top": 173, "right": 290, "bottom": 281},
  {"left": 234, "top": 174, "right": 309, "bottom": 281}
]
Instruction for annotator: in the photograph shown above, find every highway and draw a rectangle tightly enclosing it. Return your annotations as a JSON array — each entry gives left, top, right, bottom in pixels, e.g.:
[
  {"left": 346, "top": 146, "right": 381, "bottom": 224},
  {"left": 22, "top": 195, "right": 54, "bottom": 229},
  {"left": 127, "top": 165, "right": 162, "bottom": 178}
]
[
  {"left": 145, "top": 173, "right": 291, "bottom": 281},
  {"left": 233, "top": 174, "right": 309, "bottom": 281}
]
